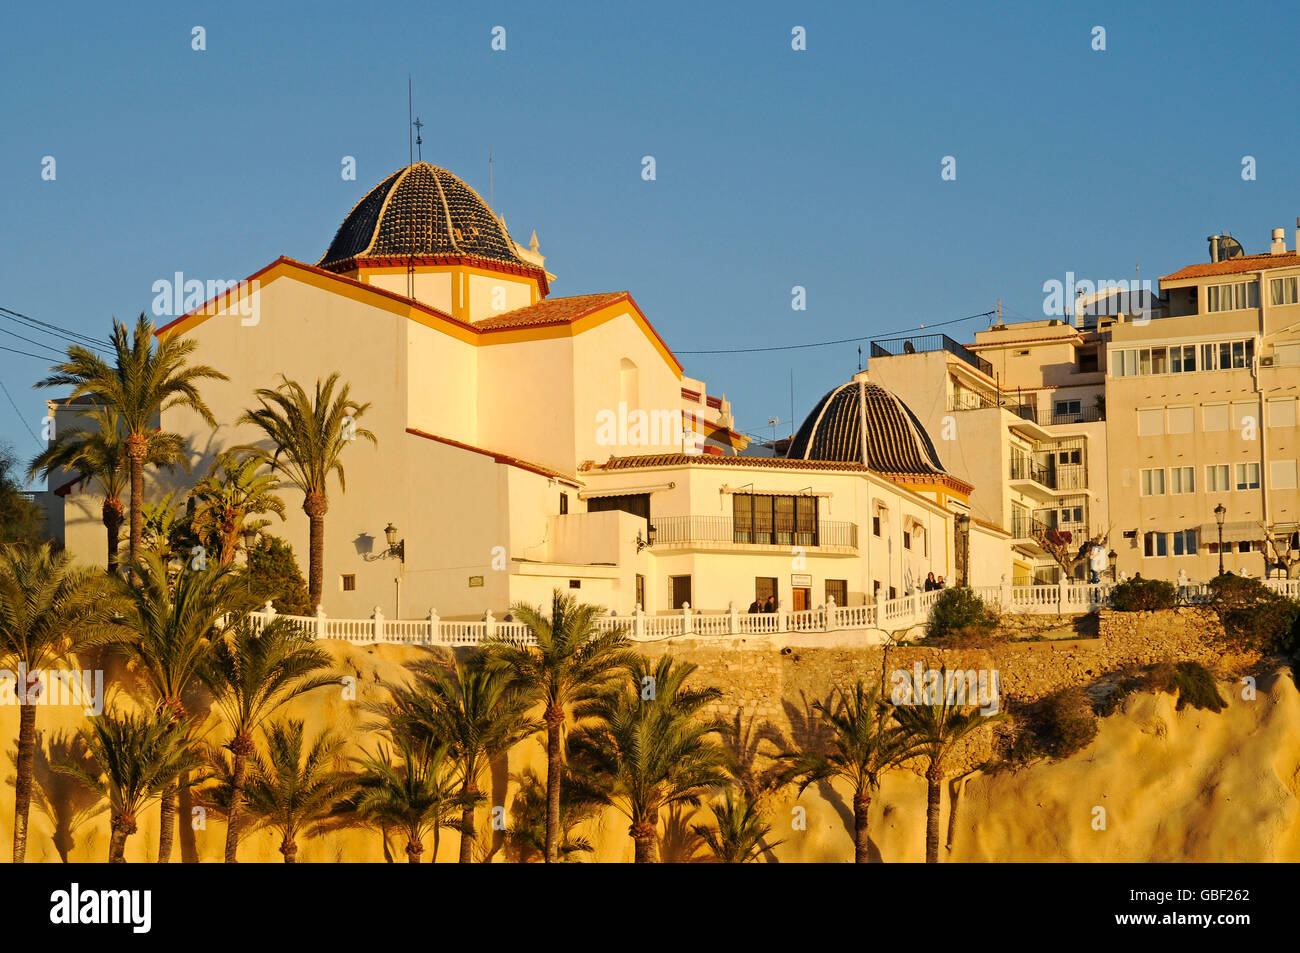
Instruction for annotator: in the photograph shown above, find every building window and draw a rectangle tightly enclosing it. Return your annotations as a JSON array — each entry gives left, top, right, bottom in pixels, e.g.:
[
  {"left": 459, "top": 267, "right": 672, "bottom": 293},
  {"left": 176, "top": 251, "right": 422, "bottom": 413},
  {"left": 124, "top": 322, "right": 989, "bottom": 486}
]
[
  {"left": 340, "top": 574, "right": 356, "bottom": 591},
  {"left": 1268, "top": 398, "right": 1297, "bottom": 428},
  {"left": 1140, "top": 468, "right": 1165, "bottom": 496},
  {"left": 1057, "top": 448, "right": 1082, "bottom": 465},
  {"left": 1144, "top": 532, "right": 1168, "bottom": 557},
  {"left": 1137, "top": 408, "right": 1164, "bottom": 436},
  {"left": 903, "top": 529, "right": 912, "bottom": 550},
  {"left": 635, "top": 573, "right": 645, "bottom": 609},
  {"left": 1232, "top": 401, "right": 1258, "bottom": 430},
  {"left": 1236, "top": 462, "right": 1261, "bottom": 490},
  {"left": 559, "top": 492, "right": 568, "bottom": 515},
  {"left": 1206, "top": 464, "right": 1230, "bottom": 492},
  {"left": 1274, "top": 342, "right": 1300, "bottom": 366},
  {"left": 733, "top": 493, "right": 818, "bottom": 546},
  {"left": 568, "top": 579, "right": 581, "bottom": 589},
  {"left": 872, "top": 514, "right": 881, "bottom": 536},
  {"left": 1077, "top": 349, "right": 1099, "bottom": 373},
  {"left": 670, "top": 575, "right": 692, "bottom": 609},
  {"left": 1172, "top": 530, "right": 1198, "bottom": 556},
  {"left": 1167, "top": 406, "right": 1194, "bottom": 434},
  {"left": 888, "top": 586, "right": 897, "bottom": 600},
  {"left": 1203, "top": 403, "right": 1230, "bottom": 431},
  {"left": 1270, "top": 277, "right": 1299, "bottom": 306},
  {"left": 1169, "top": 466, "right": 1195, "bottom": 494},
  {"left": 1206, "top": 280, "right": 1259, "bottom": 313},
  {"left": 825, "top": 579, "right": 847, "bottom": 607},
  {"left": 1271, "top": 459, "right": 1299, "bottom": 490},
  {"left": 754, "top": 577, "right": 777, "bottom": 606},
  {"left": 1055, "top": 399, "right": 1082, "bottom": 418},
  {"left": 1170, "top": 345, "right": 1196, "bottom": 373}
]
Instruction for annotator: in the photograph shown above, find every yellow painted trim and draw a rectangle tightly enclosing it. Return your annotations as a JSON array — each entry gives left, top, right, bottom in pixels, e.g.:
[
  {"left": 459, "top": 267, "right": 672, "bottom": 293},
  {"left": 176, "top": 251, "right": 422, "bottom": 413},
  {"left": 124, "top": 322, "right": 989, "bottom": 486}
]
[{"left": 160, "top": 263, "right": 682, "bottom": 377}]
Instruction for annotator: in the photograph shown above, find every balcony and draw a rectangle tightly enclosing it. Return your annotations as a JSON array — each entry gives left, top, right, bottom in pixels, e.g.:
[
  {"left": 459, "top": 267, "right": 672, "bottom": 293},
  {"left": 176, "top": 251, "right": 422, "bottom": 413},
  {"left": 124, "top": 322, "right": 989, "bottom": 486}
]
[
  {"left": 1049, "top": 405, "right": 1105, "bottom": 425},
  {"left": 870, "top": 334, "right": 993, "bottom": 377},
  {"left": 948, "top": 393, "right": 1039, "bottom": 422},
  {"left": 1009, "top": 456, "right": 1057, "bottom": 490},
  {"left": 648, "top": 515, "right": 858, "bottom": 553},
  {"left": 1010, "top": 512, "right": 1052, "bottom": 554}
]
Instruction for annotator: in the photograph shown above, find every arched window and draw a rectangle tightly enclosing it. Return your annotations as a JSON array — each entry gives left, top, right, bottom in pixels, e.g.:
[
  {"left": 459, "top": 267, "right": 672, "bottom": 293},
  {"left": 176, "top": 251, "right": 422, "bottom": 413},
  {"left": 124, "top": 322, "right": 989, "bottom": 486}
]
[{"left": 619, "top": 358, "right": 639, "bottom": 409}]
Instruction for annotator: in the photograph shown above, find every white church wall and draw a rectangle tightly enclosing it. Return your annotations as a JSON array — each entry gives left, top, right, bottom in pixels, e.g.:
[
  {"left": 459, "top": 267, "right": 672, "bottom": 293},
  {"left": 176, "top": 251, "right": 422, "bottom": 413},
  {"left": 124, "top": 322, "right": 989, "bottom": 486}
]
[{"left": 405, "top": 319, "right": 478, "bottom": 445}]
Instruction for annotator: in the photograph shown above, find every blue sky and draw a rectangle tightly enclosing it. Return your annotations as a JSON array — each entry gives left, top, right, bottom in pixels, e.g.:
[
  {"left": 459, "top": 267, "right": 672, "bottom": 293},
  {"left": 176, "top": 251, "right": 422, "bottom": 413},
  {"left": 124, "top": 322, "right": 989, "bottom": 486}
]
[{"left": 2, "top": 0, "right": 1297, "bottom": 478}]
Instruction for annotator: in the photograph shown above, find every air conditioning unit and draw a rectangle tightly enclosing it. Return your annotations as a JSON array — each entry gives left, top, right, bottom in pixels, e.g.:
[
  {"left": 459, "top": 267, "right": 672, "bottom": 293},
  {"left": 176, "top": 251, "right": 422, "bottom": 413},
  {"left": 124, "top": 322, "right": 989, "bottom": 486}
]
[{"left": 1262, "top": 356, "right": 1275, "bottom": 366}]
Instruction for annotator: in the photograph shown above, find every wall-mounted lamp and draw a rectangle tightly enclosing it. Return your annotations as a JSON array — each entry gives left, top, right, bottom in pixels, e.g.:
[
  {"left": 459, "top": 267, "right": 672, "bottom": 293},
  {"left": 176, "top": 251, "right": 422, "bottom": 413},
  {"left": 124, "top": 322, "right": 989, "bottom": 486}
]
[{"left": 384, "top": 522, "right": 406, "bottom": 563}]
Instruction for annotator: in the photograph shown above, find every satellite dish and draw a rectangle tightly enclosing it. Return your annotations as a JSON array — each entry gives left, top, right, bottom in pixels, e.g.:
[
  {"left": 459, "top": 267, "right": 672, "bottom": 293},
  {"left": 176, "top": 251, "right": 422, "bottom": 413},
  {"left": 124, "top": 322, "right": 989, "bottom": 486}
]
[{"left": 1219, "top": 235, "right": 1245, "bottom": 259}]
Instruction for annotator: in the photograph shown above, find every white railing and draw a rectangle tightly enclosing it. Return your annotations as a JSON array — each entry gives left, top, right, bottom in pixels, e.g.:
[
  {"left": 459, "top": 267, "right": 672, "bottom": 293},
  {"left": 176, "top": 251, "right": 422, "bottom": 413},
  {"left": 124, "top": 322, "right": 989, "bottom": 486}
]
[{"left": 241, "top": 577, "right": 1300, "bottom": 647}]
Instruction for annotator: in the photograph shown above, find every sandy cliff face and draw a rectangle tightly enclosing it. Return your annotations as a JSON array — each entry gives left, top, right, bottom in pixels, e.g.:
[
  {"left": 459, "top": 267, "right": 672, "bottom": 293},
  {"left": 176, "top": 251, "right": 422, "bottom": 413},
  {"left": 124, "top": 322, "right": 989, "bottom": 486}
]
[{"left": 2, "top": 638, "right": 1296, "bottom": 863}]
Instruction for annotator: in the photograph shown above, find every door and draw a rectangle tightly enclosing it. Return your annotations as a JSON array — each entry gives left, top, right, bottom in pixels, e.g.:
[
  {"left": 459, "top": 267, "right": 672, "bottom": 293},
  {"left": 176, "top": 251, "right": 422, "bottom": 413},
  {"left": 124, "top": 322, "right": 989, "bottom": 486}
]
[
  {"left": 792, "top": 587, "right": 811, "bottom": 611},
  {"left": 755, "top": 577, "right": 777, "bottom": 606},
  {"left": 670, "top": 575, "right": 692, "bottom": 609}
]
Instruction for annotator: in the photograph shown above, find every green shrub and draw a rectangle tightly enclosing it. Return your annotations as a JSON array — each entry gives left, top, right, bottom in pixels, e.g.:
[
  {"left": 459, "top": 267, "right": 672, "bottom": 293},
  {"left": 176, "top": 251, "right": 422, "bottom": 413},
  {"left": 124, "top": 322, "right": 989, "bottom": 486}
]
[
  {"left": 1040, "top": 687, "right": 1098, "bottom": 757},
  {"left": 1207, "top": 573, "right": 1300, "bottom": 655},
  {"left": 247, "top": 535, "right": 312, "bottom": 615},
  {"left": 925, "top": 587, "right": 998, "bottom": 642},
  {"left": 1145, "top": 661, "right": 1226, "bottom": 712},
  {"left": 1109, "top": 577, "right": 1176, "bottom": 611}
]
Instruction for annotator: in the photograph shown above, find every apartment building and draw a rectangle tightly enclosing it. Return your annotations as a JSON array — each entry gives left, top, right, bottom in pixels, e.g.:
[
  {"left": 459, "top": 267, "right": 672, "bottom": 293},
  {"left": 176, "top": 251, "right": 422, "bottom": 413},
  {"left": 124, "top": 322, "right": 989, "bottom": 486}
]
[
  {"left": 866, "top": 336, "right": 1088, "bottom": 584},
  {"left": 1105, "top": 224, "right": 1300, "bottom": 580}
]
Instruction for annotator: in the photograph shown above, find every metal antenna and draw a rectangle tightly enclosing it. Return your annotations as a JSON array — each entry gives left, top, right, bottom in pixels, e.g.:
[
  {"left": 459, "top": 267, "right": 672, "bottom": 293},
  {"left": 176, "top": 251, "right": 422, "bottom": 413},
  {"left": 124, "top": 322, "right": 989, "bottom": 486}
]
[
  {"left": 407, "top": 76, "right": 413, "bottom": 167},
  {"left": 489, "top": 149, "right": 494, "bottom": 208}
]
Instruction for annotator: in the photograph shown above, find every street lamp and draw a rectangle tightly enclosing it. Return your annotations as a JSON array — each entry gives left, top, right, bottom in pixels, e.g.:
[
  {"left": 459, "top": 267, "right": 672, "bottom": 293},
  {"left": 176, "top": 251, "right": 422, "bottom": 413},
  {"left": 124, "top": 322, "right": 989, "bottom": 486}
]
[
  {"left": 383, "top": 523, "right": 405, "bottom": 563},
  {"left": 1108, "top": 549, "right": 1117, "bottom": 582},
  {"left": 1214, "top": 503, "right": 1227, "bottom": 576},
  {"left": 241, "top": 526, "right": 258, "bottom": 554}
]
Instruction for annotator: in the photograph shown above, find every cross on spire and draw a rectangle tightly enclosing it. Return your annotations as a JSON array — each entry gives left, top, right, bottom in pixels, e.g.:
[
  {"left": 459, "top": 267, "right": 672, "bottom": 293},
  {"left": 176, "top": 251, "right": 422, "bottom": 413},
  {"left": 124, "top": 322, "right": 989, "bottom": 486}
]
[{"left": 413, "top": 117, "right": 423, "bottom": 162}]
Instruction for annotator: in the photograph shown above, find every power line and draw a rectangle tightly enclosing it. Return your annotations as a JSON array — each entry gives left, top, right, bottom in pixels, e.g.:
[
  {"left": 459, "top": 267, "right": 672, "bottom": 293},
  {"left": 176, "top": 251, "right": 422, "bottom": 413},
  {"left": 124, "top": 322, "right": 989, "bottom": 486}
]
[
  {"left": 673, "top": 310, "right": 995, "bottom": 355},
  {"left": 0, "top": 379, "right": 42, "bottom": 449},
  {"left": 0, "top": 343, "right": 61, "bottom": 362},
  {"left": 0, "top": 305, "right": 111, "bottom": 351},
  {"left": 0, "top": 325, "right": 65, "bottom": 361}
]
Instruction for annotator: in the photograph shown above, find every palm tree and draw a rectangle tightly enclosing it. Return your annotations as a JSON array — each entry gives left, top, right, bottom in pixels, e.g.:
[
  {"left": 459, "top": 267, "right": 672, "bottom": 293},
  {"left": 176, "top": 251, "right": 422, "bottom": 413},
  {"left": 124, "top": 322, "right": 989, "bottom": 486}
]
[
  {"left": 0, "top": 542, "right": 128, "bottom": 862},
  {"left": 36, "top": 313, "right": 227, "bottom": 564},
  {"left": 384, "top": 656, "right": 537, "bottom": 862},
  {"left": 237, "top": 374, "right": 375, "bottom": 611},
  {"left": 780, "top": 681, "right": 910, "bottom": 863},
  {"left": 189, "top": 452, "right": 286, "bottom": 565},
  {"left": 118, "top": 551, "right": 260, "bottom": 863},
  {"left": 693, "top": 789, "right": 782, "bottom": 863},
  {"left": 492, "top": 591, "right": 635, "bottom": 862},
  {"left": 504, "top": 765, "right": 602, "bottom": 862},
  {"left": 27, "top": 407, "right": 184, "bottom": 575},
  {"left": 568, "top": 655, "right": 732, "bottom": 863},
  {"left": 241, "top": 719, "right": 357, "bottom": 863},
  {"left": 891, "top": 668, "right": 998, "bottom": 863},
  {"left": 353, "top": 733, "right": 461, "bottom": 863},
  {"left": 57, "top": 710, "right": 201, "bottom": 862},
  {"left": 201, "top": 616, "right": 336, "bottom": 862}
]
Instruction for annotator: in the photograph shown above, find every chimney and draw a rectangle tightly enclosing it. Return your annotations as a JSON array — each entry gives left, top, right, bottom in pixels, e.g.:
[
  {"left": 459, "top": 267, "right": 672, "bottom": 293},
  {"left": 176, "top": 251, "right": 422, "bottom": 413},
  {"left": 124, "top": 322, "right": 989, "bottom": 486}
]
[
  {"left": 1208, "top": 235, "right": 1221, "bottom": 262},
  {"left": 1272, "top": 227, "right": 1288, "bottom": 255}
]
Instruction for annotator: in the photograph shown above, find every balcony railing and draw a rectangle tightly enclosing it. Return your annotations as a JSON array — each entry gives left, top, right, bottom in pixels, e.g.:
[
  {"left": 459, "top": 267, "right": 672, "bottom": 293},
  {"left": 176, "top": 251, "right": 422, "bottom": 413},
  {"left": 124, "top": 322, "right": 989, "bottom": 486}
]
[
  {"left": 648, "top": 515, "right": 858, "bottom": 549},
  {"left": 1050, "top": 406, "right": 1105, "bottom": 424},
  {"left": 948, "top": 393, "right": 1039, "bottom": 422},
  {"left": 1010, "top": 511, "right": 1053, "bottom": 542},
  {"left": 1009, "top": 457, "right": 1057, "bottom": 489},
  {"left": 870, "top": 334, "right": 993, "bottom": 377}
]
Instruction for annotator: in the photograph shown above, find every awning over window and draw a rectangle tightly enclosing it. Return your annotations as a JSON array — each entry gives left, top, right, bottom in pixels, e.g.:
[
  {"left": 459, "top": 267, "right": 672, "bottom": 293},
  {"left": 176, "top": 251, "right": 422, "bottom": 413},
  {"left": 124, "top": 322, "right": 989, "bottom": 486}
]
[{"left": 1198, "top": 520, "right": 1260, "bottom": 543}]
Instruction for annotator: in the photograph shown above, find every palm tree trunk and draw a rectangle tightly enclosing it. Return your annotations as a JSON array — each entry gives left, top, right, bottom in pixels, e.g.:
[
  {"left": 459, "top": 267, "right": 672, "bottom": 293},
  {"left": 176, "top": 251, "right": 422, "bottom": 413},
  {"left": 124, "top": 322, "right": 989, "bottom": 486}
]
[
  {"left": 125, "top": 434, "right": 148, "bottom": 566},
  {"left": 852, "top": 788, "right": 872, "bottom": 864},
  {"left": 431, "top": 822, "right": 440, "bottom": 863},
  {"left": 224, "top": 738, "right": 252, "bottom": 863},
  {"left": 925, "top": 761, "right": 943, "bottom": 863},
  {"left": 303, "top": 493, "right": 327, "bottom": 612},
  {"left": 406, "top": 837, "right": 422, "bottom": 863},
  {"left": 280, "top": 838, "right": 298, "bottom": 863},
  {"left": 102, "top": 498, "right": 124, "bottom": 575},
  {"left": 157, "top": 784, "right": 176, "bottom": 862},
  {"left": 109, "top": 815, "right": 135, "bottom": 863},
  {"left": 458, "top": 779, "right": 477, "bottom": 863},
  {"left": 178, "top": 770, "right": 198, "bottom": 862},
  {"left": 631, "top": 820, "right": 659, "bottom": 863},
  {"left": 544, "top": 705, "right": 564, "bottom": 864},
  {"left": 11, "top": 704, "right": 38, "bottom": 863}
]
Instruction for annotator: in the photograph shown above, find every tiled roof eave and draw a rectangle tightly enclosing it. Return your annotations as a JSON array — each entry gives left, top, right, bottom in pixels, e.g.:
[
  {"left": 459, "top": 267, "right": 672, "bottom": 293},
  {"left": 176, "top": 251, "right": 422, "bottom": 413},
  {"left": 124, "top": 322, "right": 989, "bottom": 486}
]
[{"left": 322, "top": 254, "right": 551, "bottom": 295}]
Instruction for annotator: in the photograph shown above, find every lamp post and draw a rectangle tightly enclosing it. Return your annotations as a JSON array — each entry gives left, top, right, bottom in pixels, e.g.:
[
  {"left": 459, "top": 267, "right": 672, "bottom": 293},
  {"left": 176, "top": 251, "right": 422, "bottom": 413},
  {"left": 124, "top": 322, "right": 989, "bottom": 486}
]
[
  {"left": 1108, "top": 549, "right": 1117, "bottom": 582},
  {"left": 1214, "top": 503, "right": 1227, "bottom": 576},
  {"left": 384, "top": 523, "right": 405, "bottom": 619}
]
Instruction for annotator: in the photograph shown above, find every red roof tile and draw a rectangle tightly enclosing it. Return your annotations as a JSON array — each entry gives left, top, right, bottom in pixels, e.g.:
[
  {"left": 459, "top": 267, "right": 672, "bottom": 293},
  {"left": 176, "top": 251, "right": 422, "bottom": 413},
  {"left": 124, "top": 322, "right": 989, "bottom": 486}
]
[
  {"left": 473, "top": 292, "right": 631, "bottom": 330},
  {"left": 1161, "top": 253, "right": 1300, "bottom": 281}
]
